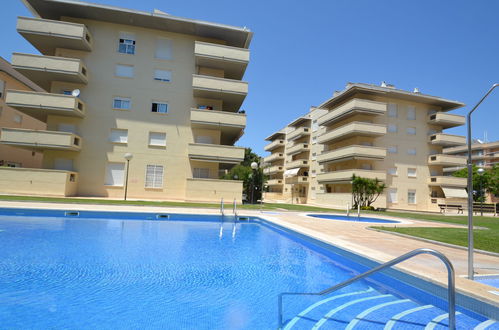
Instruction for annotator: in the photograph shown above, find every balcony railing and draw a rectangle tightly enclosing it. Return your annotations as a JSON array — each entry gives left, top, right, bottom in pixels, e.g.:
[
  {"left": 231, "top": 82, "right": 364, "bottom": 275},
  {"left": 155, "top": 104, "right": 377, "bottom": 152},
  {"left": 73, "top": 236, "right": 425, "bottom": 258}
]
[
  {"left": 285, "top": 159, "right": 309, "bottom": 169},
  {"left": 317, "top": 169, "right": 386, "bottom": 183},
  {"left": 267, "top": 179, "right": 284, "bottom": 186},
  {"left": 287, "top": 127, "right": 310, "bottom": 141},
  {"left": 318, "top": 122, "right": 386, "bottom": 144},
  {"left": 17, "top": 16, "right": 93, "bottom": 54},
  {"left": 427, "top": 112, "right": 465, "bottom": 129},
  {"left": 190, "top": 109, "right": 246, "bottom": 144},
  {"left": 264, "top": 165, "right": 284, "bottom": 175},
  {"left": 264, "top": 139, "right": 285, "bottom": 152},
  {"left": 194, "top": 41, "right": 249, "bottom": 80},
  {"left": 188, "top": 143, "right": 245, "bottom": 164},
  {"left": 12, "top": 53, "right": 88, "bottom": 87},
  {"left": 317, "top": 99, "right": 387, "bottom": 126},
  {"left": 192, "top": 74, "right": 248, "bottom": 111},
  {"left": 428, "top": 154, "right": 466, "bottom": 166},
  {"left": 263, "top": 153, "right": 284, "bottom": 164},
  {"left": 0, "top": 128, "right": 82, "bottom": 151},
  {"left": 317, "top": 145, "right": 386, "bottom": 164},
  {"left": 286, "top": 143, "right": 310, "bottom": 155},
  {"left": 285, "top": 176, "right": 309, "bottom": 184},
  {"left": 428, "top": 176, "right": 467, "bottom": 188},
  {"left": 0, "top": 167, "right": 78, "bottom": 196},
  {"left": 185, "top": 178, "right": 243, "bottom": 202},
  {"left": 5, "top": 90, "right": 85, "bottom": 121},
  {"left": 429, "top": 133, "right": 466, "bottom": 147}
]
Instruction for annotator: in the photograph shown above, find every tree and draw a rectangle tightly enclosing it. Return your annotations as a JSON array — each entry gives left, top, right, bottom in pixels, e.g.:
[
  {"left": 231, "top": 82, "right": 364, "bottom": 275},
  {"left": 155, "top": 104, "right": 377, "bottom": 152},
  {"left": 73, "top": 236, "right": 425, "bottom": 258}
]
[
  {"left": 351, "top": 175, "right": 386, "bottom": 208},
  {"left": 221, "top": 148, "right": 266, "bottom": 203},
  {"left": 453, "top": 165, "right": 493, "bottom": 202}
]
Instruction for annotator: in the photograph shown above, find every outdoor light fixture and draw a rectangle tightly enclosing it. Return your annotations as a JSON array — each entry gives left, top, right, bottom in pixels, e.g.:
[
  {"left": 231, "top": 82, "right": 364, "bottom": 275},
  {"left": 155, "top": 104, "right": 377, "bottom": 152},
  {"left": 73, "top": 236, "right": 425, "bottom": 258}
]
[{"left": 123, "top": 153, "right": 133, "bottom": 201}]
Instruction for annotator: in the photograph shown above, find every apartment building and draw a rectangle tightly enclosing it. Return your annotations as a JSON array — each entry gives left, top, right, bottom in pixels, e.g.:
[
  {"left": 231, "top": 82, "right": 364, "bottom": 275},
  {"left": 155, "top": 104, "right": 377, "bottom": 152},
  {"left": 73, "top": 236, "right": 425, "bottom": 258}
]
[
  {"left": 0, "top": 57, "right": 45, "bottom": 168},
  {"left": 264, "top": 82, "right": 468, "bottom": 212},
  {"left": 443, "top": 141, "right": 499, "bottom": 172},
  {"left": 0, "top": 0, "right": 252, "bottom": 202}
]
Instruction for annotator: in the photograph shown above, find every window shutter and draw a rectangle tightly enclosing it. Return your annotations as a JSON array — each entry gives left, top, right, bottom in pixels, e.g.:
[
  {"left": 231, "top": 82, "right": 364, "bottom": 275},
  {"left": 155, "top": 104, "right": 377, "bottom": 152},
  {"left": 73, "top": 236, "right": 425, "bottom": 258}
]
[
  {"left": 109, "top": 129, "right": 128, "bottom": 143},
  {"left": 154, "top": 69, "right": 172, "bottom": 82},
  {"left": 388, "top": 189, "right": 398, "bottom": 203},
  {"left": 105, "top": 163, "right": 125, "bottom": 186},
  {"left": 145, "top": 165, "right": 164, "bottom": 188},
  {"left": 155, "top": 38, "right": 172, "bottom": 60},
  {"left": 115, "top": 65, "right": 134, "bottom": 77},
  {"left": 149, "top": 132, "right": 166, "bottom": 146}
]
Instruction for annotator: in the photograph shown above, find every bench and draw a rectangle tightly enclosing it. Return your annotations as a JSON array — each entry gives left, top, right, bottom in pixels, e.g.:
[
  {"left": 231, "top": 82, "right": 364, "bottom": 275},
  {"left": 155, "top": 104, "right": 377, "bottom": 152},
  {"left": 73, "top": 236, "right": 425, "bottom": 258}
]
[
  {"left": 438, "top": 204, "right": 464, "bottom": 214},
  {"left": 473, "top": 203, "right": 497, "bottom": 216}
]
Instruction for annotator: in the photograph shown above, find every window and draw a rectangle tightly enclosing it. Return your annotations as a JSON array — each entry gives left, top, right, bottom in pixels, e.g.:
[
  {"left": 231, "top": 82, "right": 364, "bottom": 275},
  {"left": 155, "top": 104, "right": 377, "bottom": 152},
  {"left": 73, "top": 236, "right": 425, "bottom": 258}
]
[
  {"left": 0, "top": 80, "right": 5, "bottom": 98},
  {"left": 408, "top": 168, "right": 417, "bottom": 177},
  {"left": 361, "top": 163, "right": 372, "bottom": 170},
  {"left": 312, "top": 120, "right": 318, "bottom": 132},
  {"left": 193, "top": 168, "right": 210, "bottom": 178},
  {"left": 113, "top": 97, "right": 131, "bottom": 110},
  {"left": 54, "top": 158, "right": 73, "bottom": 171},
  {"left": 145, "top": 165, "right": 164, "bottom": 188},
  {"left": 151, "top": 102, "right": 168, "bottom": 113},
  {"left": 58, "top": 123, "right": 76, "bottom": 133},
  {"left": 312, "top": 136, "right": 317, "bottom": 144},
  {"left": 388, "top": 167, "right": 397, "bottom": 175},
  {"left": 115, "top": 64, "right": 134, "bottom": 78},
  {"left": 118, "top": 32, "right": 135, "bottom": 54},
  {"left": 408, "top": 190, "right": 417, "bottom": 204},
  {"left": 407, "top": 106, "right": 416, "bottom": 120},
  {"left": 407, "top": 148, "right": 417, "bottom": 155},
  {"left": 149, "top": 132, "right": 167, "bottom": 147},
  {"left": 195, "top": 135, "right": 213, "bottom": 144},
  {"left": 105, "top": 163, "right": 125, "bottom": 186},
  {"left": 155, "top": 38, "right": 172, "bottom": 60},
  {"left": 388, "top": 146, "right": 398, "bottom": 154},
  {"left": 154, "top": 69, "right": 172, "bottom": 82},
  {"left": 407, "top": 127, "right": 416, "bottom": 135},
  {"left": 388, "top": 103, "right": 398, "bottom": 117},
  {"left": 13, "top": 114, "right": 22, "bottom": 124},
  {"left": 388, "top": 189, "right": 398, "bottom": 203},
  {"left": 388, "top": 124, "right": 398, "bottom": 133},
  {"left": 109, "top": 129, "right": 128, "bottom": 144}
]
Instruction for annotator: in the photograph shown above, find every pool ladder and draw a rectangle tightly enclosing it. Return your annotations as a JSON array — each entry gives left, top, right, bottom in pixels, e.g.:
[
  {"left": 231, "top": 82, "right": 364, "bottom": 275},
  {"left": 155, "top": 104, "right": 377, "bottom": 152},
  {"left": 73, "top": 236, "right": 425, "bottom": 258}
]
[
  {"left": 220, "top": 198, "right": 238, "bottom": 217},
  {"left": 277, "top": 248, "right": 456, "bottom": 330}
]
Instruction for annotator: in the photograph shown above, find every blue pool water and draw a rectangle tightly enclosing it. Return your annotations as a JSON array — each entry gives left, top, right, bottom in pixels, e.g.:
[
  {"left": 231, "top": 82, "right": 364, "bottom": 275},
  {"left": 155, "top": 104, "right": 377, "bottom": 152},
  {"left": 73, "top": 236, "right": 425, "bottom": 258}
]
[
  {"left": 308, "top": 214, "right": 400, "bottom": 223},
  {"left": 0, "top": 209, "right": 497, "bottom": 329}
]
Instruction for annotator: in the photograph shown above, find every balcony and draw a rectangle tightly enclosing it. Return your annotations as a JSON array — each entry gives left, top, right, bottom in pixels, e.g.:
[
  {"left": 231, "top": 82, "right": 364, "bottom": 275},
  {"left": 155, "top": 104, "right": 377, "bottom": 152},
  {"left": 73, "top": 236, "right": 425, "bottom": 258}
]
[
  {"left": 264, "top": 165, "right": 284, "bottom": 175},
  {"left": 317, "top": 145, "right": 386, "bottom": 164},
  {"left": 428, "top": 176, "right": 467, "bottom": 188},
  {"left": 194, "top": 41, "right": 249, "bottom": 80},
  {"left": 318, "top": 122, "right": 386, "bottom": 144},
  {"left": 429, "top": 133, "right": 466, "bottom": 147},
  {"left": 428, "top": 112, "right": 465, "bottom": 129},
  {"left": 190, "top": 109, "right": 246, "bottom": 144},
  {"left": 185, "top": 178, "right": 243, "bottom": 203},
  {"left": 264, "top": 139, "right": 285, "bottom": 152},
  {"left": 0, "top": 167, "right": 78, "bottom": 196},
  {"left": 318, "top": 99, "right": 387, "bottom": 126},
  {"left": 267, "top": 179, "right": 284, "bottom": 186},
  {"left": 192, "top": 74, "right": 248, "bottom": 111},
  {"left": 0, "top": 128, "right": 82, "bottom": 151},
  {"left": 428, "top": 154, "right": 466, "bottom": 166},
  {"left": 287, "top": 127, "right": 310, "bottom": 141},
  {"left": 285, "top": 176, "right": 309, "bottom": 184},
  {"left": 317, "top": 170, "right": 386, "bottom": 184},
  {"left": 286, "top": 143, "right": 310, "bottom": 156},
  {"left": 263, "top": 153, "right": 284, "bottom": 164},
  {"left": 17, "top": 17, "right": 93, "bottom": 54},
  {"left": 285, "top": 159, "right": 309, "bottom": 169},
  {"left": 188, "top": 143, "right": 244, "bottom": 164},
  {"left": 12, "top": 53, "right": 88, "bottom": 89},
  {"left": 5, "top": 90, "right": 85, "bottom": 121}
]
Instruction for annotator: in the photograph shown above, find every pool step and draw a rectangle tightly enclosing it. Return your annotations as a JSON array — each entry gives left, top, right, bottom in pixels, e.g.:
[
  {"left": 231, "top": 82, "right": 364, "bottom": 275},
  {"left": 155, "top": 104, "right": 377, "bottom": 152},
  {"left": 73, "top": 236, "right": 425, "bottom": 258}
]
[{"left": 284, "top": 288, "right": 499, "bottom": 329}]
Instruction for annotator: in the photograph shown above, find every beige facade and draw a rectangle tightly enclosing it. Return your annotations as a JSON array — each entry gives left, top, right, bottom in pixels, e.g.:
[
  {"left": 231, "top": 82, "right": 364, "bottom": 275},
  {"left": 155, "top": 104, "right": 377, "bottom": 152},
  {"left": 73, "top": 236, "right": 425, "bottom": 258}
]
[
  {"left": 264, "top": 83, "right": 467, "bottom": 212},
  {"left": 1, "top": 0, "right": 252, "bottom": 202},
  {"left": 0, "top": 57, "right": 45, "bottom": 169}
]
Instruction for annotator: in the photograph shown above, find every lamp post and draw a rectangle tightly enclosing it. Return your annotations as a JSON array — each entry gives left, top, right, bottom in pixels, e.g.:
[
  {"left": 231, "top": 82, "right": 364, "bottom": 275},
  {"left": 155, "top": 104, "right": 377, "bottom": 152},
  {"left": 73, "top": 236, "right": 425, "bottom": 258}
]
[
  {"left": 251, "top": 161, "right": 258, "bottom": 204},
  {"left": 477, "top": 167, "right": 485, "bottom": 216},
  {"left": 466, "top": 83, "right": 498, "bottom": 280},
  {"left": 123, "top": 153, "right": 133, "bottom": 201}
]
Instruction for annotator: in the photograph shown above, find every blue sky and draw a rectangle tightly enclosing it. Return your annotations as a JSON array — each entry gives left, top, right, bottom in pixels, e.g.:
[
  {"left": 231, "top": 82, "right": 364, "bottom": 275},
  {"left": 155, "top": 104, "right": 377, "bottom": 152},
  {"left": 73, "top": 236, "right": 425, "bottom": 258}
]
[{"left": 1, "top": 0, "right": 498, "bottom": 156}]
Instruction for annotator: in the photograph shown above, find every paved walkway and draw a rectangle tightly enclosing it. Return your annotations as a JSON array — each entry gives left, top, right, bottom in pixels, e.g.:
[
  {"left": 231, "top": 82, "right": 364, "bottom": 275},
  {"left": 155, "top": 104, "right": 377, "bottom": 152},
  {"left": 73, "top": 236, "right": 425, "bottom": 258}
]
[{"left": 0, "top": 201, "right": 498, "bottom": 307}]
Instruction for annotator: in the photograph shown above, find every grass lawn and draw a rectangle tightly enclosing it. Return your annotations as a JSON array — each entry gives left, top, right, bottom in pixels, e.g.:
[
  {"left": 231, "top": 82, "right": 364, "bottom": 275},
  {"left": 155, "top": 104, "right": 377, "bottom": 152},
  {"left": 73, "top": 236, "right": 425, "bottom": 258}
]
[
  {"left": 0, "top": 195, "right": 341, "bottom": 213},
  {"left": 372, "top": 213, "right": 499, "bottom": 253}
]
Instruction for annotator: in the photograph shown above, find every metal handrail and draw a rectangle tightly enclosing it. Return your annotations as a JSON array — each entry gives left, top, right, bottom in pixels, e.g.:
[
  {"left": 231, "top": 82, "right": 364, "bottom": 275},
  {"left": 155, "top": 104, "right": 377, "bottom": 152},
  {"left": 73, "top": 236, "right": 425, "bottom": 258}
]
[
  {"left": 278, "top": 248, "right": 456, "bottom": 329},
  {"left": 220, "top": 198, "right": 224, "bottom": 216}
]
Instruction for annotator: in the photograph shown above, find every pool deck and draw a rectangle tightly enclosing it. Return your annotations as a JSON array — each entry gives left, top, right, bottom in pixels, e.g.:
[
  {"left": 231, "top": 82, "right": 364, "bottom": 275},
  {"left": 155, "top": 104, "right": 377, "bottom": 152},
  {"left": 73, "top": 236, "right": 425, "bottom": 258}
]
[{"left": 1, "top": 200, "right": 498, "bottom": 309}]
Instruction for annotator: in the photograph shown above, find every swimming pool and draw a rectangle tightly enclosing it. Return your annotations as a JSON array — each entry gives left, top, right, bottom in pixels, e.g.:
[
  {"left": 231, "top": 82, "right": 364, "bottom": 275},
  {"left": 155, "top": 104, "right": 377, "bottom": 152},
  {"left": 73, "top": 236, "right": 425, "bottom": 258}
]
[
  {"left": 0, "top": 208, "right": 497, "bottom": 329},
  {"left": 308, "top": 214, "right": 401, "bottom": 223}
]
